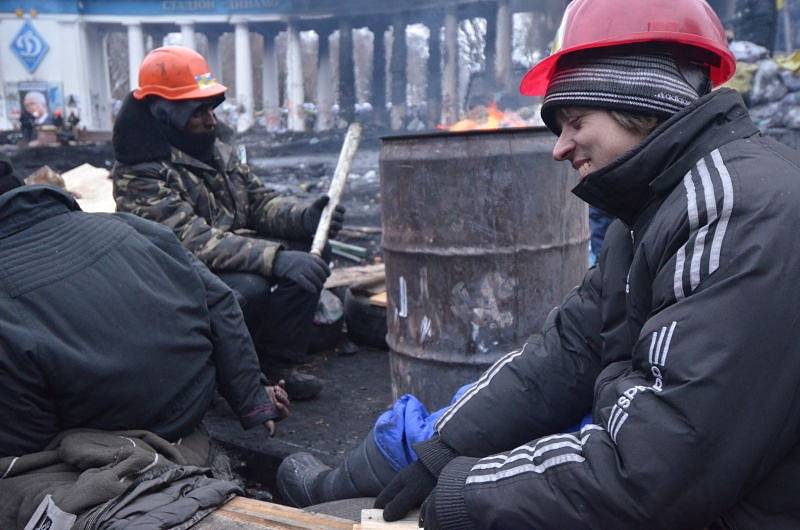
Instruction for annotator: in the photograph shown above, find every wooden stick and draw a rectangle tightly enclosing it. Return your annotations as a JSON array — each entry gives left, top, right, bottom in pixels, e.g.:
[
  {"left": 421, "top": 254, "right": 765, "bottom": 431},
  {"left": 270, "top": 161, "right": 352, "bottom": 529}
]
[{"left": 311, "top": 122, "right": 363, "bottom": 257}]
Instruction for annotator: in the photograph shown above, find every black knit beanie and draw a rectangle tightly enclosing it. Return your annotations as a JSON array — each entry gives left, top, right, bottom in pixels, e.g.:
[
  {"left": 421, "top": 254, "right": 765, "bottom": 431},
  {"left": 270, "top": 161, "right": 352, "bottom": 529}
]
[{"left": 541, "top": 48, "right": 704, "bottom": 134}]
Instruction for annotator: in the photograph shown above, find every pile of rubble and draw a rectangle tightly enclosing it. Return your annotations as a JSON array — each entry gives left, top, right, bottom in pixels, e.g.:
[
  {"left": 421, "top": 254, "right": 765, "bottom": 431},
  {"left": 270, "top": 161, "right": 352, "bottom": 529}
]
[
  {"left": 728, "top": 40, "right": 800, "bottom": 130},
  {"left": 24, "top": 163, "right": 114, "bottom": 212}
]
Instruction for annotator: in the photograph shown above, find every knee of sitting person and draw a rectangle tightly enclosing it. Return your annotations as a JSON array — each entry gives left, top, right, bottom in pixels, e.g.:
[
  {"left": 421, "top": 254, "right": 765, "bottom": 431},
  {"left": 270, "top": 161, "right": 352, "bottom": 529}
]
[{"left": 216, "top": 271, "right": 271, "bottom": 307}]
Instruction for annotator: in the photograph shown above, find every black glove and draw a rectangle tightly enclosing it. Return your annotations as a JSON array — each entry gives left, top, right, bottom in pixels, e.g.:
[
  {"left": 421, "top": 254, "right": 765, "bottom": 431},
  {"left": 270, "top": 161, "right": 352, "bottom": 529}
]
[
  {"left": 271, "top": 250, "right": 330, "bottom": 293},
  {"left": 375, "top": 436, "right": 460, "bottom": 522},
  {"left": 419, "top": 491, "right": 441, "bottom": 530},
  {"left": 302, "top": 195, "right": 346, "bottom": 240},
  {"left": 375, "top": 460, "right": 437, "bottom": 522}
]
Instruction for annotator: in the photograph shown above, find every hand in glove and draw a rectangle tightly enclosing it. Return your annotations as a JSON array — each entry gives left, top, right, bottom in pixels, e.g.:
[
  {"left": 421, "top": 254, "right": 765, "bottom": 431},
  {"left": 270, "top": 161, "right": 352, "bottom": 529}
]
[
  {"left": 272, "top": 250, "right": 330, "bottom": 293},
  {"left": 419, "top": 491, "right": 441, "bottom": 530},
  {"left": 302, "top": 195, "right": 346, "bottom": 240},
  {"left": 375, "top": 460, "right": 437, "bottom": 522},
  {"left": 375, "top": 436, "right": 460, "bottom": 522}
]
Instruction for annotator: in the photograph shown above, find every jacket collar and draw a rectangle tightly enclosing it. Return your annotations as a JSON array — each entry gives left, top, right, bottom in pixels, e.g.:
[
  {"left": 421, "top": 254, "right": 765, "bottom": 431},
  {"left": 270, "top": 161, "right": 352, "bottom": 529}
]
[
  {"left": 0, "top": 185, "right": 80, "bottom": 239},
  {"left": 170, "top": 139, "right": 237, "bottom": 173},
  {"left": 112, "top": 93, "right": 172, "bottom": 165},
  {"left": 571, "top": 88, "right": 758, "bottom": 226}
]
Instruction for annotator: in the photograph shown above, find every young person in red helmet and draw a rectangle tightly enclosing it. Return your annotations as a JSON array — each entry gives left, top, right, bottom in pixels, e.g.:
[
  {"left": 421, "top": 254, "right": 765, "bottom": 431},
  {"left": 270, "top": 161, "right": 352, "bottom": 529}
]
[
  {"left": 112, "top": 47, "right": 345, "bottom": 400},
  {"left": 371, "top": 1, "right": 800, "bottom": 528}
]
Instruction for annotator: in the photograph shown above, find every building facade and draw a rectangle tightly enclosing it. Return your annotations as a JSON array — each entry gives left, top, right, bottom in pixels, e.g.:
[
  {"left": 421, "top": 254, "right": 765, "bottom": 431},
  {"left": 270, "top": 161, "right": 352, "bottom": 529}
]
[{"left": 0, "top": 0, "right": 564, "bottom": 132}]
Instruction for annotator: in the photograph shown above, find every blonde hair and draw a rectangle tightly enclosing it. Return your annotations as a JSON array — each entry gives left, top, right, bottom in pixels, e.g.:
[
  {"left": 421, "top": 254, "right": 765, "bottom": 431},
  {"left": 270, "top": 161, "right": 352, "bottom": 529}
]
[{"left": 608, "top": 110, "right": 661, "bottom": 137}]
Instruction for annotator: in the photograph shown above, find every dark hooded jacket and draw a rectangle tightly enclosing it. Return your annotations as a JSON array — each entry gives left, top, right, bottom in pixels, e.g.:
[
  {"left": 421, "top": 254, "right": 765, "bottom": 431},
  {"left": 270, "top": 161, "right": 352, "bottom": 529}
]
[
  {"left": 111, "top": 93, "right": 309, "bottom": 278},
  {"left": 0, "top": 186, "right": 278, "bottom": 457},
  {"left": 424, "top": 89, "right": 800, "bottom": 529}
]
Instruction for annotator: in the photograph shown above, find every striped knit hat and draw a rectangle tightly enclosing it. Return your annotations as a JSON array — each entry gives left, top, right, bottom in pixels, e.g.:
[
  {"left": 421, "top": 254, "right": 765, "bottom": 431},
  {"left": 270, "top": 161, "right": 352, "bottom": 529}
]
[{"left": 540, "top": 48, "right": 702, "bottom": 134}]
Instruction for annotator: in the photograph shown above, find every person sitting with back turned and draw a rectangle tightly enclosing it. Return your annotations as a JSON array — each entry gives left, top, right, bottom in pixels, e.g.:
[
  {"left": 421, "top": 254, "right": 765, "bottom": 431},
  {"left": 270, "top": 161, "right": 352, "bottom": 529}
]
[{"left": 0, "top": 153, "right": 289, "bottom": 459}]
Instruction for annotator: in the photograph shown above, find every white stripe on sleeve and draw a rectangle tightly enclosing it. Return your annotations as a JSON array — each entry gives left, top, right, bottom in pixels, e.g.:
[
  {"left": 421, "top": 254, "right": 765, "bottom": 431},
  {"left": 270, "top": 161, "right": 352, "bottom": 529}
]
[
  {"left": 709, "top": 149, "right": 734, "bottom": 274},
  {"left": 674, "top": 170, "right": 698, "bottom": 301},
  {"left": 435, "top": 343, "right": 527, "bottom": 431}
]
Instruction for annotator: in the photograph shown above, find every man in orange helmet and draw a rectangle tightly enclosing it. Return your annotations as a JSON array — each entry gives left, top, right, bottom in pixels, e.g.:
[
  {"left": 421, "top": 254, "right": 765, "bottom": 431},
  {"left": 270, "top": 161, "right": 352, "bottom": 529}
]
[
  {"left": 112, "top": 47, "right": 344, "bottom": 401},
  {"left": 362, "top": 1, "right": 800, "bottom": 528}
]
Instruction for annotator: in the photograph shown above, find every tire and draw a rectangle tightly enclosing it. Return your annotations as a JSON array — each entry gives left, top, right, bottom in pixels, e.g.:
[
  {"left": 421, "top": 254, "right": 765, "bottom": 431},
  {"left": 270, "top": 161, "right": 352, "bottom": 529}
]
[{"left": 344, "top": 288, "right": 388, "bottom": 349}]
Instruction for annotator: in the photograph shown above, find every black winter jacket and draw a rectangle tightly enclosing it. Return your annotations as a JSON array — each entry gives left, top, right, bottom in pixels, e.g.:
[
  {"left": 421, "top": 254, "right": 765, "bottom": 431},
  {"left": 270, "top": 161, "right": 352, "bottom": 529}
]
[
  {"left": 0, "top": 186, "right": 278, "bottom": 458},
  {"left": 430, "top": 89, "right": 800, "bottom": 529}
]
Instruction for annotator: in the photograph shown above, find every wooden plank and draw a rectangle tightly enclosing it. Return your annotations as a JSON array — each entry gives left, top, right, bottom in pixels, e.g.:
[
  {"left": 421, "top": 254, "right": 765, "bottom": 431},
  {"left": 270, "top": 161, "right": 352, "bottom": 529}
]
[
  {"left": 368, "top": 291, "right": 388, "bottom": 308},
  {"left": 225, "top": 497, "right": 354, "bottom": 529},
  {"left": 325, "top": 264, "right": 385, "bottom": 290},
  {"left": 338, "top": 226, "right": 382, "bottom": 237},
  {"left": 355, "top": 509, "right": 421, "bottom": 530},
  {"left": 198, "top": 510, "right": 306, "bottom": 529},
  {"left": 196, "top": 497, "right": 355, "bottom": 530}
]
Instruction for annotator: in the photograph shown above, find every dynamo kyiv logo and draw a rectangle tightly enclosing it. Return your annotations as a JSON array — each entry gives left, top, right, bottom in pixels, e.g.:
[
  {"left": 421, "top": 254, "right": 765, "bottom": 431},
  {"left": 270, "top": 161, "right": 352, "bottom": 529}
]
[{"left": 11, "top": 21, "right": 49, "bottom": 73}]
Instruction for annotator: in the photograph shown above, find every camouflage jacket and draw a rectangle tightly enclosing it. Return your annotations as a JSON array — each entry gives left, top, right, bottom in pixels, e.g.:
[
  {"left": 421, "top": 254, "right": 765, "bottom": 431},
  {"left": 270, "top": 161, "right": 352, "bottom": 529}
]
[{"left": 113, "top": 140, "right": 309, "bottom": 278}]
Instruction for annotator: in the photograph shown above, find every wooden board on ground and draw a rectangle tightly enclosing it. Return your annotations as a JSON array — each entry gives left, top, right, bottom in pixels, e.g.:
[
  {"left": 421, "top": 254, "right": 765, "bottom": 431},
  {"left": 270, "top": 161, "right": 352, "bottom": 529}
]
[
  {"left": 195, "top": 496, "right": 354, "bottom": 529},
  {"left": 325, "top": 263, "right": 385, "bottom": 290},
  {"left": 368, "top": 291, "right": 387, "bottom": 308},
  {"left": 355, "top": 509, "right": 421, "bottom": 530}
]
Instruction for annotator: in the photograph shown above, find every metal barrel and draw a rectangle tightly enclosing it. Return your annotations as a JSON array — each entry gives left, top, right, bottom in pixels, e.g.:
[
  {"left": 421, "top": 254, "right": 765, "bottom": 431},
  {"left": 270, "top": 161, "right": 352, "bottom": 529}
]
[{"left": 380, "top": 126, "right": 588, "bottom": 408}]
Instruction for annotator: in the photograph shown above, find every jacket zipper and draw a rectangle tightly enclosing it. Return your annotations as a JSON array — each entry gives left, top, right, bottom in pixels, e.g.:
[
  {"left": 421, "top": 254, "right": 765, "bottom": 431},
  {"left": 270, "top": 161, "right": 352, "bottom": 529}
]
[{"left": 625, "top": 230, "right": 634, "bottom": 294}]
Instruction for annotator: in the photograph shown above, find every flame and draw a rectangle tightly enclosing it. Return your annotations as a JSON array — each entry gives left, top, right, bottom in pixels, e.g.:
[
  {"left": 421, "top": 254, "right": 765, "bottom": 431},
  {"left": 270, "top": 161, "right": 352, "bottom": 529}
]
[{"left": 438, "top": 102, "right": 529, "bottom": 132}]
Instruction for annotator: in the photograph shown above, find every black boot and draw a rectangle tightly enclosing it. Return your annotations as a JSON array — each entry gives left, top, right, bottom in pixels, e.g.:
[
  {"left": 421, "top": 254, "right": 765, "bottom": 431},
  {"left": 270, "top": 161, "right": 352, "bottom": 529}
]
[
  {"left": 277, "top": 429, "right": 396, "bottom": 507},
  {"left": 267, "top": 366, "right": 323, "bottom": 401}
]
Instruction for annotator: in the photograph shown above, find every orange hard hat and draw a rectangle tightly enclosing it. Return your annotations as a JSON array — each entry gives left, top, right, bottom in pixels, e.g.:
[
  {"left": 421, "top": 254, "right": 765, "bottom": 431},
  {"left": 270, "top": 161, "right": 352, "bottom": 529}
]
[
  {"left": 520, "top": 0, "right": 735, "bottom": 96},
  {"left": 133, "top": 46, "right": 226, "bottom": 101}
]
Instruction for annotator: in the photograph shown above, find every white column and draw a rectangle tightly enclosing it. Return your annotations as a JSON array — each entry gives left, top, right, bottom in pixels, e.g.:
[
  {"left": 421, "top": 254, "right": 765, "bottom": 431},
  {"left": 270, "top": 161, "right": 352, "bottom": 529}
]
[
  {"left": 206, "top": 32, "right": 221, "bottom": 80},
  {"left": 442, "top": 8, "right": 459, "bottom": 125},
  {"left": 80, "top": 26, "right": 113, "bottom": 131},
  {"left": 234, "top": 21, "right": 254, "bottom": 132},
  {"left": 495, "top": 0, "right": 513, "bottom": 91},
  {"left": 426, "top": 20, "right": 442, "bottom": 128},
  {"left": 126, "top": 22, "right": 145, "bottom": 91},
  {"left": 286, "top": 22, "right": 305, "bottom": 132},
  {"left": 389, "top": 14, "right": 407, "bottom": 130},
  {"left": 262, "top": 33, "right": 281, "bottom": 131},
  {"left": 316, "top": 32, "right": 333, "bottom": 131},
  {"left": 180, "top": 22, "right": 196, "bottom": 50}
]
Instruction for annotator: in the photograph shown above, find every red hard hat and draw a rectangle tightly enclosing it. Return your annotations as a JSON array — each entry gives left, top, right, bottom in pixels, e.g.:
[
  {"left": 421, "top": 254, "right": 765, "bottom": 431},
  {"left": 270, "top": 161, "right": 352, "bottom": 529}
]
[
  {"left": 520, "top": 0, "right": 735, "bottom": 96},
  {"left": 133, "top": 46, "right": 226, "bottom": 101}
]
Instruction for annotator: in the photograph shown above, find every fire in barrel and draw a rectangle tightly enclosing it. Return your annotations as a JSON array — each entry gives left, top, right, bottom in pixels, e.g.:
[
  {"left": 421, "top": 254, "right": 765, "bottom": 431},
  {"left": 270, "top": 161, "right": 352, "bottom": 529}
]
[{"left": 380, "top": 125, "right": 588, "bottom": 408}]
